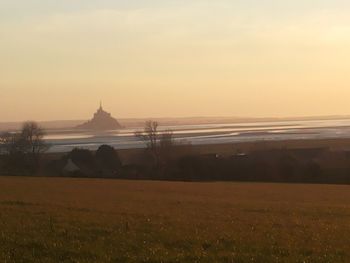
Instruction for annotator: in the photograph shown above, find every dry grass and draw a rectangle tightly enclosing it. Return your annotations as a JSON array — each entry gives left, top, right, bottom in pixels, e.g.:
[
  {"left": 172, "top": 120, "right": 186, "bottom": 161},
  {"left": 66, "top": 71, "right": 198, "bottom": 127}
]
[{"left": 1, "top": 176, "right": 350, "bottom": 262}]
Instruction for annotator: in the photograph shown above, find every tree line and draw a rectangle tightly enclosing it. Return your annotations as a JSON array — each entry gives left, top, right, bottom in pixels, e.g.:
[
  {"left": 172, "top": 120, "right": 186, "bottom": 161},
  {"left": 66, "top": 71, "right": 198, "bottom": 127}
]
[
  {"left": 3, "top": 120, "right": 350, "bottom": 185},
  {"left": 0, "top": 122, "right": 49, "bottom": 174}
]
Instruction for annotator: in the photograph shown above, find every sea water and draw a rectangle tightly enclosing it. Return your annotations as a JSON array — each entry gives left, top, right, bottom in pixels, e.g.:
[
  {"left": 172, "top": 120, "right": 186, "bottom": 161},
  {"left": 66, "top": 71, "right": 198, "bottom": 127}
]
[{"left": 46, "top": 118, "right": 350, "bottom": 152}]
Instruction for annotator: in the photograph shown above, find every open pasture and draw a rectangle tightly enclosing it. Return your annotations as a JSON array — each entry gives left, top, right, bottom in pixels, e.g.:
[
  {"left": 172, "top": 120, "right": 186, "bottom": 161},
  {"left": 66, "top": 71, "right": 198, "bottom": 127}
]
[{"left": 0, "top": 177, "right": 350, "bottom": 262}]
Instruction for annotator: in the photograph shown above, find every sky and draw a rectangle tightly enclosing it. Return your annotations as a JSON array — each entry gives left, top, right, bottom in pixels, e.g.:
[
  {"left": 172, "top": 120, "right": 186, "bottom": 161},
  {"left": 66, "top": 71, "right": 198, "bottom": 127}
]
[{"left": 1, "top": 0, "right": 350, "bottom": 121}]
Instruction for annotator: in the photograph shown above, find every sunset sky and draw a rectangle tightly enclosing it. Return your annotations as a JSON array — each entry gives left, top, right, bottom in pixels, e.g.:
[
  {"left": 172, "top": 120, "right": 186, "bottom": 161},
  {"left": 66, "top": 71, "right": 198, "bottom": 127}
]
[{"left": 1, "top": 0, "right": 350, "bottom": 121}]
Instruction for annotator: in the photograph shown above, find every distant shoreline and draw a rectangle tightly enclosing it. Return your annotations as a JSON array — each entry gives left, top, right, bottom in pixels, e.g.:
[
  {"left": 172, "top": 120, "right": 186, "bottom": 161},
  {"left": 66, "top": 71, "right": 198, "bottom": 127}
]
[{"left": 1, "top": 115, "right": 350, "bottom": 131}]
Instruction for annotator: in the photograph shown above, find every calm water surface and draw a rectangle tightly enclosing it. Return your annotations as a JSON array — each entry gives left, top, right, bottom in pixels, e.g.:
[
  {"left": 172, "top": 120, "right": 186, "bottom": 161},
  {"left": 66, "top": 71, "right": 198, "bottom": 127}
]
[{"left": 46, "top": 118, "right": 350, "bottom": 152}]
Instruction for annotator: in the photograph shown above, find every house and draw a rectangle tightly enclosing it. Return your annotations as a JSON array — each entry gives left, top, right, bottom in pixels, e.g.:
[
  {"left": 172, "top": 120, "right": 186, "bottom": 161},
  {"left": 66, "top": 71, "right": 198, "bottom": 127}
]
[{"left": 63, "top": 159, "right": 80, "bottom": 174}]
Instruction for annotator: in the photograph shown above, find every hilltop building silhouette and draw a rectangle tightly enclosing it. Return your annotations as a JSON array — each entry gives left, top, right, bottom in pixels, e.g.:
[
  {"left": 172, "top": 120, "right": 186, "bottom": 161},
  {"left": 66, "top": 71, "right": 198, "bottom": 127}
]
[{"left": 76, "top": 102, "right": 122, "bottom": 130}]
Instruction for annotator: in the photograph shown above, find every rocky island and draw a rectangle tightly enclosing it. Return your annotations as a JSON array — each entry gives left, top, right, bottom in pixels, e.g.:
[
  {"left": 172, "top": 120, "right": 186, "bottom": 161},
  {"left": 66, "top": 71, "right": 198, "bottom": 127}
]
[{"left": 76, "top": 103, "right": 122, "bottom": 130}]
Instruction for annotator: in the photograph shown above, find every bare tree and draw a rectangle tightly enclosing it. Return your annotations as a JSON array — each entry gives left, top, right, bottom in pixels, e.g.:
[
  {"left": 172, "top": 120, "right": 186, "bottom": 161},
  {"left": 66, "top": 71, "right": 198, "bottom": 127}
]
[
  {"left": 0, "top": 122, "right": 49, "bottom": 171},
  {"left": 159, "top": 129, "right": 175, "bottom": 164},
  {"left": 159, "top": 130, "right": 174, "bottom": 149},
  {"left": 135, "top": 121, "right": 158, "bottom": 153},
  {"left": 20, "top": 122, "right": 49, "bottom": 165},
  {"left": 0, "top": 132, "right": 11, "bottom": 154},
  {"left": 135, "top": 121, "right": 160, "bottom": 167},
  {"left": 21, "top": 122, "right": 48, "bottom": 153},
  {"left": 135, "top": 121, "right": 178, "bottom": 172},
  {"left": 0, "top": 132, "right": 22, "bottom": 155}
]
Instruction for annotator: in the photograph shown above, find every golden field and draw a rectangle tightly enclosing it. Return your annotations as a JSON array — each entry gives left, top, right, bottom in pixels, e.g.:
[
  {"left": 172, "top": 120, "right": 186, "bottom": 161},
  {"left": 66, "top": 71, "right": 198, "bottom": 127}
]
[{"left": 0, "top": 176, "right": 350, "bottom": 262}]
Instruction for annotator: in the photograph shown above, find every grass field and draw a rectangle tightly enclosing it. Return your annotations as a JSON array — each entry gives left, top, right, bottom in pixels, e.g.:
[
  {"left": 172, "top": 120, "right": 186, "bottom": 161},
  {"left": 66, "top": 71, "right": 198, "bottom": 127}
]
[{"left": 1, "top": 177, "right": 350, "bottom": 262}]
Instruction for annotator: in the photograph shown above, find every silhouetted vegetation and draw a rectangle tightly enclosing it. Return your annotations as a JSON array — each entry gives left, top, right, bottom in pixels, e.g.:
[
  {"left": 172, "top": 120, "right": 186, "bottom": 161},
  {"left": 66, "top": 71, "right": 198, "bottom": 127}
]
[
  {"left": 45, "top": 145, "right": 122, "bottom": 178},
  {"left": 135, "top": 121, "right": 161, "bottom": 168},
  {"left": 68, "top": 148, "right": 95, "bottom": 168},
  {"left": 96, "top": 144, "right": 122, "bottom": 170},
  {"left": 40, "top": 143, "right": 350, "bottom": 185},
  {"left": 135, "top": 121, "right": 178, "bottom": 177},
  {"left": 4, "top": 122, "right": 350, "bottom": 185},
  {"left": 0, "top": 122, "right": 49, "bottom": 174}
]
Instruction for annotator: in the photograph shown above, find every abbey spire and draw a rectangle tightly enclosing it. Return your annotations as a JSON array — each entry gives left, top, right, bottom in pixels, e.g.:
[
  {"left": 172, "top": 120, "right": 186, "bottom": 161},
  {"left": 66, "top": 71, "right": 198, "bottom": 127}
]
[{"left": 76, "top": 103, "right": 122, "bottom": 130}]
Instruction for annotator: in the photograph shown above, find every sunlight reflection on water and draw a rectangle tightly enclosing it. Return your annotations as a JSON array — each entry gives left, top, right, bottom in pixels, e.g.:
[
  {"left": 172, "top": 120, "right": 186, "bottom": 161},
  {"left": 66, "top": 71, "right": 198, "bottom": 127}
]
[{"left": 46, "top": 118, "right": 350, "bottom": 152}]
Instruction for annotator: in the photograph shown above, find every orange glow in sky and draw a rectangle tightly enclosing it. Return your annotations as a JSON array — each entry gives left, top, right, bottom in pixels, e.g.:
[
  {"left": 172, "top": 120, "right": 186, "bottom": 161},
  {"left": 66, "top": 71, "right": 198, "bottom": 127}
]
[{"left": 1, "top": 1, "right": 350, "bottom": 121}]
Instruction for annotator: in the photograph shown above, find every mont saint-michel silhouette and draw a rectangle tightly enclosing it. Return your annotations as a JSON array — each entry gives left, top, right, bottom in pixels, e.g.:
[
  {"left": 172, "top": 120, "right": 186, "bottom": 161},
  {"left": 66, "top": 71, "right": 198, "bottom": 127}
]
[{"left": 76, "top": 103, "right": 122, "bottom": 130}]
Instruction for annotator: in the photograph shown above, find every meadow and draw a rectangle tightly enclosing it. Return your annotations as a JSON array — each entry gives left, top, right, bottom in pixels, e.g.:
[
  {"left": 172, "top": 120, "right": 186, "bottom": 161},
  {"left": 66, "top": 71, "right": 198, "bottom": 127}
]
[{"left": 0, "top": 176, "right": 350, "bottom": 262}]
